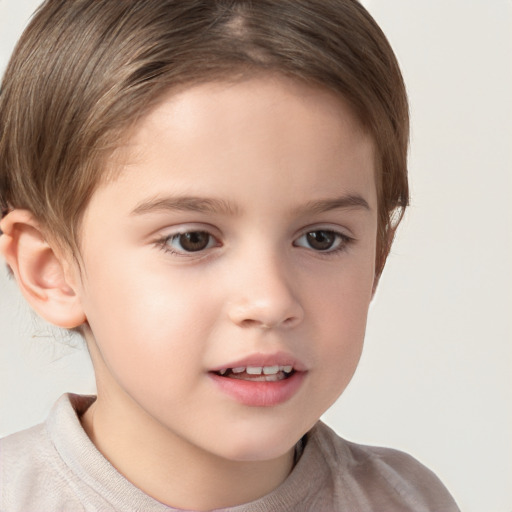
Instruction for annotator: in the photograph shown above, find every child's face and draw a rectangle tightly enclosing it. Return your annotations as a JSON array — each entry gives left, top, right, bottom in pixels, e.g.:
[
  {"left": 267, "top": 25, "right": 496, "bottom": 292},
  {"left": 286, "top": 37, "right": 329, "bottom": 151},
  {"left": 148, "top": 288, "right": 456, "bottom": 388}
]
[{"left": 73, "top": 75, "right": 378, "bottom": 462}]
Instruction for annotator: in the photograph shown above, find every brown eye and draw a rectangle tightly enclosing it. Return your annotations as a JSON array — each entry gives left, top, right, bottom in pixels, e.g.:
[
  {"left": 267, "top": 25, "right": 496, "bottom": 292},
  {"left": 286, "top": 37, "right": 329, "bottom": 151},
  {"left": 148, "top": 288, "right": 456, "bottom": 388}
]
[
  {"left": 306, "top": 230, "right": 336, "bottom": 251},
  {"left": 294, "top": 229, "right": 349, "bottom": 253},
  {"left": 167, "top": 231, "right": 215, "bottom": 252}
]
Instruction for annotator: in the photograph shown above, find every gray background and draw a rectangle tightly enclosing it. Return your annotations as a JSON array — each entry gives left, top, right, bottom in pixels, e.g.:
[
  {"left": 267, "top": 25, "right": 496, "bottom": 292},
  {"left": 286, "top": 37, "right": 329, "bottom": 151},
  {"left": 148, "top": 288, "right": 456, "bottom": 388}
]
[{"left": 1, "top": 1, "right": 511, "bottom": 511}]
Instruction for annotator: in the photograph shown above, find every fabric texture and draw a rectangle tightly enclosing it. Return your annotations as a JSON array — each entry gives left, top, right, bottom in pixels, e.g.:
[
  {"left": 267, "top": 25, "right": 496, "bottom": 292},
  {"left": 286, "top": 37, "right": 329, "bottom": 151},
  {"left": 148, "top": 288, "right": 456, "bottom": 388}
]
[{"left": 0, "top": 394, "right": 460, "bottom": 511}]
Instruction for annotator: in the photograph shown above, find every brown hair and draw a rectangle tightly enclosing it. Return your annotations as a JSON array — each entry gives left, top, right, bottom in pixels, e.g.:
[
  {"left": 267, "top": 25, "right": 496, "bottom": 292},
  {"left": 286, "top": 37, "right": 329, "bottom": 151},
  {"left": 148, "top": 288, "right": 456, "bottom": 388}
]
[{"left": 0, "top": 0, "right": 408, "bottom": 276}]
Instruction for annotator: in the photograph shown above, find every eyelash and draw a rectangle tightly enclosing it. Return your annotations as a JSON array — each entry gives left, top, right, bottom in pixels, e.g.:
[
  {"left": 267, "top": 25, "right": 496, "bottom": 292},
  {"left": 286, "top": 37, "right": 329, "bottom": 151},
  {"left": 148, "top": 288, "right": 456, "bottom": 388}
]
[
  {"left": 155, "top": 230, "right": 219, "bottom": 257},
  {"left": 293, "top": 230, "right": 353, "bottom": 255},
  {"left": 155, "top": 228, "right": 353, "bottom": 257}
]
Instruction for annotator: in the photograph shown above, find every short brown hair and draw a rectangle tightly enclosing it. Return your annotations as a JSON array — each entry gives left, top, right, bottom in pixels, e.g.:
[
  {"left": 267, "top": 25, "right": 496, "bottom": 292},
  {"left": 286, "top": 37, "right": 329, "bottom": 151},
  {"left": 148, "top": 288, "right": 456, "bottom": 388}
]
[{"left": 0, "top": 0, "right": 408, "bottom": 276}]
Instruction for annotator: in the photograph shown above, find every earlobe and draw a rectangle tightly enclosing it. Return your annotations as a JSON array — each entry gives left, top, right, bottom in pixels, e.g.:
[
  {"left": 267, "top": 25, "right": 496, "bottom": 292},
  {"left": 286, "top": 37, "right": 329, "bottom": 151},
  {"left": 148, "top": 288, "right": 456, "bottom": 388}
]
[{"left": 0, "top": 210, "right": 86, "bottom": 329}]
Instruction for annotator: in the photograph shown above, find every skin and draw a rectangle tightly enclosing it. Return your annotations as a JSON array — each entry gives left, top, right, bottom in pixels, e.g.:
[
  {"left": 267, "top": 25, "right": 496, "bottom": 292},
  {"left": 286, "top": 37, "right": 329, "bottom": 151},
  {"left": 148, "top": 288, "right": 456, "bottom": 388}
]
[{"left": 2, "top": 75, "right": 379, "bottom": 510}]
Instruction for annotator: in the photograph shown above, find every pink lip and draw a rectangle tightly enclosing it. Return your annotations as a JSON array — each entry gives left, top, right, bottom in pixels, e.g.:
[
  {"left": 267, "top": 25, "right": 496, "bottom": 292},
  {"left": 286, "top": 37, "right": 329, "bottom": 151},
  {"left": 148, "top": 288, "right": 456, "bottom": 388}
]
[
  {"left": 208, "top": 351, "right": 307, "bottom": 407},
  {"left": 209, "top": 371, "right": 306, "bottom": 407},
  {"left": 209, "top": 351, "right": 308, "bottom": 373}
]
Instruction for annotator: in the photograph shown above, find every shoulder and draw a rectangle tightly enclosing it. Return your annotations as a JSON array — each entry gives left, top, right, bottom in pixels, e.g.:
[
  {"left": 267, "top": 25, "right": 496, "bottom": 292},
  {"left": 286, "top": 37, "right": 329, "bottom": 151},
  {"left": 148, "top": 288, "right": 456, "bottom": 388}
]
[
  {"left": 0, "top": 394, "right": 171, "bottom": 512},
  {"left": 1, "top": 421, "right": 51, "bottom": 474},
  {"left": 1, "top": 420, "right": 85, "bottom": 511},
  {"left": 0, "top": 394, "right": 100, "bottom": 511},
  {"left": 307, "top": 422, "right": 460, "bottom": 512}
]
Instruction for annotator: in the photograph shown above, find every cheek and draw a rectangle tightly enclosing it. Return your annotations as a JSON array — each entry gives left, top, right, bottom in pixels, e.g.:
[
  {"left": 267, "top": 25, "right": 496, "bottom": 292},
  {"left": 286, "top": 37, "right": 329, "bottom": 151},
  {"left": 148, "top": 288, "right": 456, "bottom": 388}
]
[
  {"left": 309, "top": 251, "right": 375, "bottom": 326},
  {"left": 317, "top": 292, "right": 369, "bottom": 368},
  {"left": 79, "top": 257, "right": 217, "bottom": 383},
  {"left": 306, "top": 258, "right": 374, "bottom": 386}
]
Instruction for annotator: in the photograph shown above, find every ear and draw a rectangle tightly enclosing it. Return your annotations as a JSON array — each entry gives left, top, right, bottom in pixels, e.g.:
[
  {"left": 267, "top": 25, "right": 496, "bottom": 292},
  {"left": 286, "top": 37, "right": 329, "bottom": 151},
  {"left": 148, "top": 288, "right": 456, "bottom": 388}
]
[{"left": 0, "top": 210, "right": 86, "bottom": 329}]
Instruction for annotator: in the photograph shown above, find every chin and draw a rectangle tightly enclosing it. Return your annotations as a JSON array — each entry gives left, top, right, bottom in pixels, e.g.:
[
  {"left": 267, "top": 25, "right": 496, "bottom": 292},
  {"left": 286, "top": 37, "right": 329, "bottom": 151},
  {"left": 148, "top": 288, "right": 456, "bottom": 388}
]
[{"left": 211, "top": 417, "right": 311, "bottom": 462}]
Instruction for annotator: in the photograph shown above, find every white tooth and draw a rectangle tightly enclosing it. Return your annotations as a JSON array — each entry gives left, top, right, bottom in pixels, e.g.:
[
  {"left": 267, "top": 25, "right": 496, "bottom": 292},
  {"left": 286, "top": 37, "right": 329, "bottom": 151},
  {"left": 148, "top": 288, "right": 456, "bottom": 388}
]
[
  {"left": 263, "top": 365, "right": 279, "bottom": 375},
  {"left": 265, "top": 374, "right": 280, "bottom": 382},
  {"left": 246, "top": 366, "right": 263, "bottom": 375},
  {"left": 232, "top": 367, "right": 245, "bottom": 374},
  {"left": 249, "top": 375, "right": 266, "bottom": 382},
  {"left": 282, "top": 365, "right": 293, "bottom": 373},
  {"left": 219, "top": 369, "right": 227, "bottom": 375}
]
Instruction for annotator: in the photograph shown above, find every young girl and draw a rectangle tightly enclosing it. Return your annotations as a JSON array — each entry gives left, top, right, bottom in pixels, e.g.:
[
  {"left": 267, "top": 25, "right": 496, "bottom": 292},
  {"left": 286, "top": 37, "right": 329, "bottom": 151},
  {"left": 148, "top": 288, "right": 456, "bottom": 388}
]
[{"left": 0, "top": 1, "right": 460, "bottom": 510}]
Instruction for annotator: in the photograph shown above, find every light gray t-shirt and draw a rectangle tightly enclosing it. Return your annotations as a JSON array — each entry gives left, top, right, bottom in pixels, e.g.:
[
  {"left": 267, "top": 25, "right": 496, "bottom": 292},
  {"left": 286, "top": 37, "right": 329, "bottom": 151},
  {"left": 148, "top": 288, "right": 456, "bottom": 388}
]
[{"left": 0, "top": 394, "right": 460, "bottom": 511}]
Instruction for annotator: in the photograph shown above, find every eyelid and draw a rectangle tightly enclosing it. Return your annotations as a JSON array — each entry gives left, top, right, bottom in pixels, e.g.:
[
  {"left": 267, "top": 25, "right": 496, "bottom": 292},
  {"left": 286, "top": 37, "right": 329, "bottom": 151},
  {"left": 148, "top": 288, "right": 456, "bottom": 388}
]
[
  {"left": 292, "top": 225, "right": 355, "bottom": 254},
  {"left": 153, "top": 223, "right": 223, "bottom": 257},
  {"left": 294, "top": 223, "right": 354, "bottom": 240},
  {"left": 293, "top": 231, "right": 349, "bottom": 246},
  {"left": 156, "top": 222, "right": 221, "bottom": 238}
]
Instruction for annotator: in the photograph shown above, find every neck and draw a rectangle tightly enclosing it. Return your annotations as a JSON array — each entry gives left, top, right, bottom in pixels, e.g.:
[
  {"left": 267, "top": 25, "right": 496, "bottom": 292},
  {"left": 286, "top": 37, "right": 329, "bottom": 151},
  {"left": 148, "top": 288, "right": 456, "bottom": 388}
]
[{"left": 80, "top": 391, "right": 295, "bottom": 510}]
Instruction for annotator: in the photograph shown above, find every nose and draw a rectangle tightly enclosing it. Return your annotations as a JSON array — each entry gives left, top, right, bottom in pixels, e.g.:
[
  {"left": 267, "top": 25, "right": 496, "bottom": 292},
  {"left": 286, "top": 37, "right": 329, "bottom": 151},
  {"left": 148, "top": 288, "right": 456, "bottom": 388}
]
[{"left": 227, "top": 252, "right": 304, "bottom": 330}]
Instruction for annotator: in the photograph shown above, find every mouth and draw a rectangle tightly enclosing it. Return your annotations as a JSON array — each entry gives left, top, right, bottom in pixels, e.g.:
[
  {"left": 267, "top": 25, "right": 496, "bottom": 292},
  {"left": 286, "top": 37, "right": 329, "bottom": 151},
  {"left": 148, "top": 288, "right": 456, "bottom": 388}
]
[
  {"left": 208, "top": 356, "right": 306, "bottom": 407},
  {"left": 212, "top": 365, "right": 296, "bottom": 382}
]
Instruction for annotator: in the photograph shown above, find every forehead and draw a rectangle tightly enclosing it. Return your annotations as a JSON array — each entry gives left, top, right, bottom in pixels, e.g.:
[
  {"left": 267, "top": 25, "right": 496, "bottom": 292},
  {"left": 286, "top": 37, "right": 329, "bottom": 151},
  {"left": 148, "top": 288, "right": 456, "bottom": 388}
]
[
  {"left": 93, "top": 75, "right": 377, "bottom": 219},
  {"left": 133, "top": 75, "right": 372, "bottom": 154}
]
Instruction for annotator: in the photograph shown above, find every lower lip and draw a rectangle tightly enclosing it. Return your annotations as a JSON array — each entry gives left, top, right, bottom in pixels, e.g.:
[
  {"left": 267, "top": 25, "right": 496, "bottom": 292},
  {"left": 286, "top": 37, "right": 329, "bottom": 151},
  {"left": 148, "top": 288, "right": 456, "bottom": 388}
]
[{"left": 209, "top": 371, "right": 306, "bottom": 407}]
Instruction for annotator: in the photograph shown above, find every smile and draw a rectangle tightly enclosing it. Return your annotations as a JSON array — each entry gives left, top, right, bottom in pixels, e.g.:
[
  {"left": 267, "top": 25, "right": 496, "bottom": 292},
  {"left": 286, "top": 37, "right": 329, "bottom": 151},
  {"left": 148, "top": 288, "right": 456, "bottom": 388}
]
[
  {"left": 209, "top": 361, "right": 305, "bottom": 407},
  {"left": 214, "top": 365, "right": 295, "bottom": 382}
]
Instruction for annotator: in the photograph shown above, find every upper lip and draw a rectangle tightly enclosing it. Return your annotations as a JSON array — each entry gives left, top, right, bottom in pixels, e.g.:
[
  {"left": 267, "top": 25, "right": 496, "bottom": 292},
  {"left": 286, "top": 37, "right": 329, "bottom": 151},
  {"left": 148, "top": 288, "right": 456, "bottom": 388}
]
[{"left": 209, "top": 351, "right": 308, "bottom": 373}]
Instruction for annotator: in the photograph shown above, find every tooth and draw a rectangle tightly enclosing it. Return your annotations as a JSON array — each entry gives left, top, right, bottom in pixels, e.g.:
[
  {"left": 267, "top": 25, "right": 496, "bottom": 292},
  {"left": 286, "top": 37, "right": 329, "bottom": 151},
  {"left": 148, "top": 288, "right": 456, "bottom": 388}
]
[
  {"left": 219, "top": 369, "right": 227, "bottom": 375},
  {"left": 282, "top": 365, "right": 293, "bottom": 373},
  {"left": 264, "top": 374, "right": 280, "bottom": 382},
  {"left": 232, "top": 367, "right": 245, "bottom": 374},
  {"left": 246, "top": 366, "right": 263, "bottom": 375},
  {"left": 263, "top": 365, "right": 279, "bottom": 375}
]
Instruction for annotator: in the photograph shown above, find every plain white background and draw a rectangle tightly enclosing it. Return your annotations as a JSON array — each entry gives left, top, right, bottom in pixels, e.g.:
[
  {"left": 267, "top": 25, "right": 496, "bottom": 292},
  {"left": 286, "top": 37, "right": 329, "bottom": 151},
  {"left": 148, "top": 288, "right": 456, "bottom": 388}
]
[{"left": 1, "top": 1, "right": 511, "bottom": 511}]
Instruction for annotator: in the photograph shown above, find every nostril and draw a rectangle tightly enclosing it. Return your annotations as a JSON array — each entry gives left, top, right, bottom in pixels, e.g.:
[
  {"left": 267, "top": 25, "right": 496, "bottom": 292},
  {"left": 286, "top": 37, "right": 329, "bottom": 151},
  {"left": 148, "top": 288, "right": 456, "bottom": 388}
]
[
  {"left": 282, "top": 316, "right": 299, "bottom": 327},
  {"left": 237, "top": 315, "right": 300, "bottom": 330},
  {"left": 239, "top": 318, "right": 262, "bottom": 329},
  {"left": 228, "top": 295, "right": 304, "bottom": 330}
]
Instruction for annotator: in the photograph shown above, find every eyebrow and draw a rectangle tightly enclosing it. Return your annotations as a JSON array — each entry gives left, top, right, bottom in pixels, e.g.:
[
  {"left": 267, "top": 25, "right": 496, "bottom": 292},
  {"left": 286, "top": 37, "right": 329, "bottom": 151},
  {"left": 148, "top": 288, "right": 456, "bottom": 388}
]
[
  {"left": 293, "top": 195, "right": 371, "bottom": 215},
  {"left": 131, "top": 196, "right": 240, "bottom": 216},
  {"left": 130, "top": 193, "right": 371, "bottom": 217}
]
